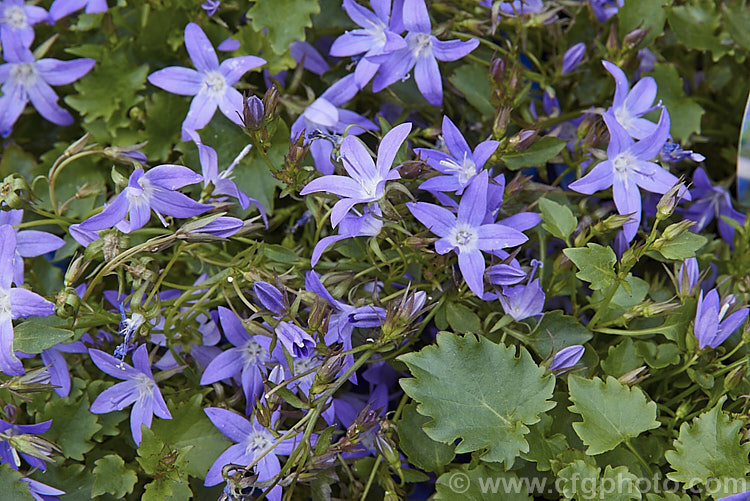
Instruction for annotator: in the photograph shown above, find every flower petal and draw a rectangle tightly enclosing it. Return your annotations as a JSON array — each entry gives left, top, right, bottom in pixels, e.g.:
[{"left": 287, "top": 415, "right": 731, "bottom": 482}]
[
  {"left": 184, "top": 23, "right": 218, "bottom": 73},
  {"left": 36, "top": 58, "right": 95, "bottom": 86},
  {"left": 458, "top": 249, "right": 485, "bottom": 297},
  {"left": 219, "top": 56, "right": 265, "bottom": 85},
  {"left": 407, "top": 202, "right": 455, "bottom": 237},
  {"left": 376, "top": 122, "right": 411, "bottom": 178},
  {"left": 147, "top": 66, "right": 202, "bottom": 96}
]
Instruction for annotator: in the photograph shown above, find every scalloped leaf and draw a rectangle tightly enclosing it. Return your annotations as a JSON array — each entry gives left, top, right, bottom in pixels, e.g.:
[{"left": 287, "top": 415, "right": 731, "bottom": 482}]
[
  {"left": 399, "top": 332, "right": 556, "bottom": 467},
  {"left": 568, "top": 375, "right": 660, "bottom": 455}
]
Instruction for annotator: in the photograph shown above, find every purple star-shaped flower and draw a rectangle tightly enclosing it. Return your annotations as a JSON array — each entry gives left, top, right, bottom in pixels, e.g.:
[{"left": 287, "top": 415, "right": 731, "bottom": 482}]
[
  {"left": 148, "top": 23, "right": 266, "bottom": 140},
  {"left": 305, "top": 270, "right": 384, "bottom": 383},
  {"left": 291, "top": 74, "right": 377, "bottom": 175},
  {"left": 0, "top": 209, "right": 64, "bottom": 285},
  {"left": 603, "top": 60, "right": 660, "bottom": 140},
  {"left": 416, "top": 115, "right": 499, "bottom": 195},
  {"left": 200, "top": 307, "right": 272, "bottom": 413},
  {"left": 0, "top": 419, "right": 52, "bottom": 470},
  {"left": 0, "top": 225, "right": 56, "bottom": 376},
  {"left": 568, "top": 108, "right": 690, "bottom": 243},
  {"left": 49, "top": 0, "right": 107, "bottom": 22},
  {"left": 89, "top": 344, "right": 172, "bottom": 445},
  {"left": 187, "top": 130, "right": 267, "bottom": 225},
  {"left": 41, "top": 339, "right": 88, "bottom": 397},
  {"left": 311, "top": 205, "right": 383, "bottom": 266},
  {"left": 408, "top": 171, "right": 529, "bottom": 297},
  {"left": 681, "top": 167, "right": 746, "bottom": 245},
  {"left": 498, "top": 262, "right": 545, "bottom": 321},
  {"left": 0, "top": 0, "right": 48, "bottom": 48},
  {"left": 694, "top": 289, "right": 749, "bottom": 350},
  {"left": 204, "top": 407, "right": 299, "bottom": 500},
  {"left": 329, "top": 0, "right": 406, "bottom": 88},
  {"left": 0, "top": 34, "right": 94, "bottom": 135},
  {"left": 371, "top": 0, "right": 478, "bottom": 106},
  {"left": 76, "top": 165, "right": 212, "bottom": 238},
  {"left": 300, "top": 122, "right": 411, "bottom": 227}
]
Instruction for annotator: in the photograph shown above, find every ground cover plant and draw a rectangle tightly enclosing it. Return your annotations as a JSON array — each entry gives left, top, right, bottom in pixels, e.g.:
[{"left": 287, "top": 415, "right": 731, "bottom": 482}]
[{"left": 2, "top": 0, "right": 750, "bottom": 499}]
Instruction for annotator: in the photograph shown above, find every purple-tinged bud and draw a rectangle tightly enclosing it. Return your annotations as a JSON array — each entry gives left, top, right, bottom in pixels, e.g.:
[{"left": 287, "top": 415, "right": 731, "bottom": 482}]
[
  {"left": 490, "top": 57, "right": 505, "bottom": 83},
  {"left": 656, "top": 181, "right": 686, "bottom": 220},
  {"left": 487, "top": 263, "right": 527, "bottom": 286},
  {"left": 561, "top": 42, "right": 586, "bottom": 75},
  {"left": 547, "top": 345, "right": 584, "bottom": 374},
  {"left": 509, "top": 129, "right": 537, "bottom": 151},
  {"left": 623, "top": 28, "right": 648, "bottom": 49},
  {"left": 677, "top": 257, "right": 699, "bottom": 297},
  {"left": 694, "top": 289, "right": 749, "bottom": 350},
  {"left": 181, "top": 216, "right": 244, "bottom": 240},
  {"left": 4, "top": 433, "right": 61, "bottom": 466},
  {"left": 542, "top": 90, "right": 560, "bottom": 117},
  {"left": 103, "top": 142, "right": 149, "bottom": 165},
  {"left": 275, "top": 321, "right": 316, "bottom": 358},
  {"left": 311, "top": 352, "right": 345, "bottom": 394},
  {"left": 243, "top": 95, "right": 265, "bottom": 130},
  {"left": 253, "top": 281, "right": 286, "bottom": 314}
]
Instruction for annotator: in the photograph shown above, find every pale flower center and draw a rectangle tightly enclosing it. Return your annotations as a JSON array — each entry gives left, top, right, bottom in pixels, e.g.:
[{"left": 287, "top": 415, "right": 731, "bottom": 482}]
[
  {"left": 366, "top": 20, "right": 387, "bottom": 47},
  {"left": 10, "top": 63, "right": 37, "bottom": 87},
  {"left": 0, "top": 289, "right": 11, "bottom": 317},
  {"left": 242, "top": 339, "right": 267, "bottom": 366},
  {"left": 202, "top": 71, "right": 226, "bottom": 97},
  {"left": 612, "top": 151, "right": 635, "bottom": 175},
  {"left": 135, "top": 373, "right": 154, "bottom": 397},
  {"left": 245, "top": 429, "right": 273, "bottom": 455},
  {"left": 439, "top": 152, "right": 477, "bottom": 185},
  {"left": 449, "top": 223, "right": 477, "bottom": 250},
  {"left": 411, "top": 33, "right": 432, "bottom": 57},
  {"left": 3, "top": 6, "right": 27, "bottom": 29}
]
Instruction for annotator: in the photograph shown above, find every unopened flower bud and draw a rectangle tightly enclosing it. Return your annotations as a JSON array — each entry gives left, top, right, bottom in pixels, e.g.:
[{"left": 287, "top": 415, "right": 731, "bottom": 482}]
[
  {"left": 624, "top": 28, "right": 648, "bottom": 49},
  {"left": 55, "top": 286, "right": 80, "bottom": 318},
  {"left": 656, "top": 181, "right": 686, "bottom": 220},
  {"left": 675, "top": 400, "right": 692, "bottom": 419},
  {"left": 262, "top": 85, "right": 279, "bottom": 119},
  {"left": 63, "top": 133, "right": 92, "bottom": 156},
  {"left": 243, "top": 95, "right": 265, "bottom": 130},
  {"left": 561, "top": 42, "right": 586, "bottom": 75},
  {"left": 547, "top": 345, "right": 585, "bottom": 374},
  {"left": 661, "top": 220, "right": 695, "bottom": 241},
  {"left": 618, "top": 366, "right": 649, "bottom": 385},
  {"left": 724, "top": 365, "right": 747, "bottom": 392},
  {"left": 509, "top": 129, "right": 537, "bottom": 151},
  {"left": 490, "top": 57, "right": 505, "bottom": 83},
  {"left": 374, "top": 431, "right": 400, "bottom": 469},
  {"left": 311, "top": 353, "right": 345, "bottom": 395}
]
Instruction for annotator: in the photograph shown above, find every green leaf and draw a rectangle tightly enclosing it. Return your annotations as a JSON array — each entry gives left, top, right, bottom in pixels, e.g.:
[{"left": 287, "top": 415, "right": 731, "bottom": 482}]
[
  {"left": 721, "top": 1, "right": 750, "bottom": 51},
  {"left": 144, "top": 479, "right": 193, "bottom": 501},
  {"left": 14, "top": 317, "right": 73, "bottom": 354},
  {"left": 665, "top": 396, "right": 750, "bottom": 492},
  {"left": 65, "top": 49, "right": 149, "bottom": 123},
  {"left": 568, "top": 375, "right": 660, "bottom": 455},
  {"left": 30, "top": 462, "right": 93, "bottom": 501},
  {"left": 558, "top": 462, "right": 640, "bottom": 500},
  {"left": 618, "top": 0, "right": 669, "bottom": 46},
  {"left": 399, "top": 332, "right": 556, "bottom": 466},
  {"left": 666, "top": 1, "right": 731, "bottom": 61},
  {"left": 397, "top": 402, "right": 455, "bottom": 473},
  {"left": 0, "top": 464, "right": 35, "bottom": 500},
  {"left": 563, "top": 243, "right": 617, "bottom": 291},
  {"left": 140, "top": 92, "right": 187, "bottom": 162},
  {"left": 40, "top": 392, "right": 101, "bottom": 460},
  {"left": 502, "top": 137, "right": 567, "bottom": 171},
  {"left": 600, "top": 338, "right": 643, "bottom": 378},
  {"left": 656, "top": 230, "right": 707, "bottom": 260},
  {"left": 539, "top": 198, "right": 577, "bottom": 242},
  {"left": 92, "top": 455, "right": 138, "bottom": 498},
  {"left": 435, "top": 463, "right": 532, "bottom": 500},
  {"left": 449, "top": 64, "right": 495, "bottom": 118},
  {"left": 530, "top": 311, "right": 593, "bottom": 358},
  {"left": 247, "top": 0, "right": 321, "bottom": 54},
  {"left": 151, "top": 395, "right": 227, "bottom": 478},
  {"left": 446, "top": 303, "right": 481, "bottom": 333},
  {"left": 0, "top": 144, "right": 37, "bottom": 179},
  {"left": 649, "top": 64, "right": 705, "bottom": 142},
  {"left": 634, "top": 341, "right": 680, "bottom": 369},
  {"left": 521, "top": 413, "right": 568, "bottom": 472}
]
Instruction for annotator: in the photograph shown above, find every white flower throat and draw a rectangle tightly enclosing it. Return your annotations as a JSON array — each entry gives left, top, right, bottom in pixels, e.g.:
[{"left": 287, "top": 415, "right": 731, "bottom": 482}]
[
  {"left": 449, "top": 223, "right": 477, "bottom": 250},
  {"left": 10, "top": 63, "right": 37, "bottom": 87},
  {"left": 3, "top": 6, "right": 27, "bottom": 29},
  {"left": 202, "top": 71, "right": 226, "bottom": 97}
]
